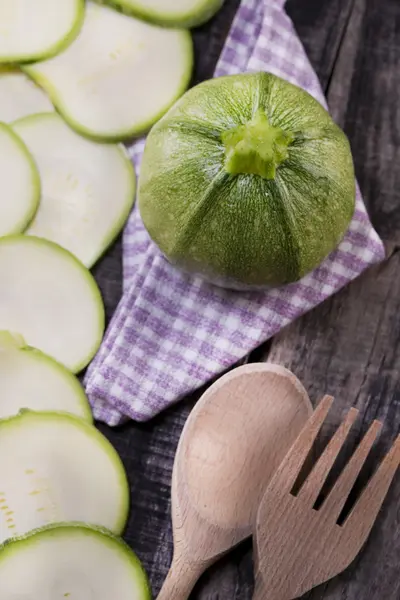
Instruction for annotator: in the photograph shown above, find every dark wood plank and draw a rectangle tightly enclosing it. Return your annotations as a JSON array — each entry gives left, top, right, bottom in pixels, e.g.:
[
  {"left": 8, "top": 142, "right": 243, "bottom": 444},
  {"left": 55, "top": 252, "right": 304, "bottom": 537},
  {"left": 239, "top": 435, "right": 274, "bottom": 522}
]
[
  {"left": 286, "top": 0, "right": 354, "bottom": 92},
  {"left": 332, "top": 0, "right": 400, "bottom": 244}
]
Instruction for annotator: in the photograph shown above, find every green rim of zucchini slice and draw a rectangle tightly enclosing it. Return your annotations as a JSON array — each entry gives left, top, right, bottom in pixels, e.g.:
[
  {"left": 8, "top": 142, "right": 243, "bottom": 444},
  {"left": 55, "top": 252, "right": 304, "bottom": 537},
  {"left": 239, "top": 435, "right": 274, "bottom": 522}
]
[
  {"left": 0, "top": 523, "right": 150, "bottom": 600},
  {"left": 0, "top": 411, "right": 130, "bottom": 543},
  {"left": 24, "top": 2, "right": 194, "bottom": 142},
  {"left": 0, "top": 331, "right": 92, "bottom": 422},
  {"left": 100, "top": 0, "right": 224, "bottom": 28},
  {"left": 13, "top": 112, "right": 136, "bottom": 268},
  {"left": 0, "top": 0, "right": 85, "bottom": 63},
  {"left": 0, "top": 235, "right": 105, "bottom": 373},
  {"left": 0, "top": 122, "right": 40, "bottom": 237}
]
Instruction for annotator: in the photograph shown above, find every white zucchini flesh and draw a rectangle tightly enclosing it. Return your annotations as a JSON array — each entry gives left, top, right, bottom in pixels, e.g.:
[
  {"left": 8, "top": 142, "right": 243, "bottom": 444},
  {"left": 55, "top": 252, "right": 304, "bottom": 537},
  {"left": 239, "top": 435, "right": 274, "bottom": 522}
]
[
  {"left": 0, "top": 411, "right": 129, "bottom": 544},
  {"left": 0, "top": 524, "right": 150, "bottom": 600},
  {"left": 103, "top": 0, "right": 224, "bottom": 28},
  {"left": 0, "top": 236, "right": 104, "bottom": 373},
  {"left": 13, "top": 113, "right": 136, "bottom": 268},
  {"left": 0, "top": 0, "right": 84, "bottom": 63},
  {"left": 25, "top": 2, "right": 193, "bottom": 141},
  {"left": 0, "top": 68, "right": 53, "bottom": 123},
  {"left": 0, "top": 331, "right": 92, "bottom": 422},
  {"left": 0, "top": 123, "right": 40, "bottom": 237}
]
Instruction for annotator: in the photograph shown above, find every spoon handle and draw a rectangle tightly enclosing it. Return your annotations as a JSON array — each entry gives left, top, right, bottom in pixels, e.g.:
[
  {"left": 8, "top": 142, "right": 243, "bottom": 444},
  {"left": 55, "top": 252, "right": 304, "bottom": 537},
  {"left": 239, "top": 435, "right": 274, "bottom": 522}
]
[{"left": 157, "top": 555, "right": 205, "bottom": 600}]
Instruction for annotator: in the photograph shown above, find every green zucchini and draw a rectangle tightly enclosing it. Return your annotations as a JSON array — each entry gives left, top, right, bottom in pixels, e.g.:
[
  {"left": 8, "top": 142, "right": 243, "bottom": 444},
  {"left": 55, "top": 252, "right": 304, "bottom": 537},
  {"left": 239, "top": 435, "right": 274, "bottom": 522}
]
[
  {"left": 0, "top": 0, "right": 84, "bottom": 63},
  {"left": 25, "top": 2, "right": 193, "bottom": 142},
  {"left": 139, "top": 72, "right": 356, "bottom": 289},
  {"left": 0, "top": 523, "right": 150, "bottom": 600},
  {"left": 0, "top": 236, "right": 104, "bottom": 373},
  {"left": 13, "top": 113, "right": 136, "bottom": 268},
  {"left": 0, "top": 411, "right": 129, "bottom": 543},
  {"left": 0, "top": 331, "right": 92, "bottom": 422}
]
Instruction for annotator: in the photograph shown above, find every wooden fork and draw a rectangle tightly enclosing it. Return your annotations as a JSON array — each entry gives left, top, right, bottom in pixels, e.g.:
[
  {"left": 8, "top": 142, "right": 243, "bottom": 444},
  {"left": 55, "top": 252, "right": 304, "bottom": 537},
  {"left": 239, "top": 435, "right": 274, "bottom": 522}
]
[{"left": 253, "top": 395, "right": 400, "bottom": 600}]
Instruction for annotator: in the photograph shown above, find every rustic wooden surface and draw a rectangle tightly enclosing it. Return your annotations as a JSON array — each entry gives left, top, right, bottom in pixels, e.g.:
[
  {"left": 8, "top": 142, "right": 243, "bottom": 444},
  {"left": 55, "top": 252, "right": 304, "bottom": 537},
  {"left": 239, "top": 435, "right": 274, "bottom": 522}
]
[{"left": 94, "top": 1, "right": 400, "bottom": 599}]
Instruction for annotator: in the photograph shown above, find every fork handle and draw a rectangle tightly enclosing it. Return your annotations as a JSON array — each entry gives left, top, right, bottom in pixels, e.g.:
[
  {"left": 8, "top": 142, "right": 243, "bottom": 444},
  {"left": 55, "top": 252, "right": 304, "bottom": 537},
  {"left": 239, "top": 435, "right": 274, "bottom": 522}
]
[{"left": 157, "top": 555, "right": 205, "bottom": 600}]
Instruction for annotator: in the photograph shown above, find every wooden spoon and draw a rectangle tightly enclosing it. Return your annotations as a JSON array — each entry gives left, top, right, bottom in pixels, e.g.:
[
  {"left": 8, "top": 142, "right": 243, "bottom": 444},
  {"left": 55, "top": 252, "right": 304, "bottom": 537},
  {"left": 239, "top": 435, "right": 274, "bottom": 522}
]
[{"left": 157, "top": 363, "right": 313, "bottom": 600}]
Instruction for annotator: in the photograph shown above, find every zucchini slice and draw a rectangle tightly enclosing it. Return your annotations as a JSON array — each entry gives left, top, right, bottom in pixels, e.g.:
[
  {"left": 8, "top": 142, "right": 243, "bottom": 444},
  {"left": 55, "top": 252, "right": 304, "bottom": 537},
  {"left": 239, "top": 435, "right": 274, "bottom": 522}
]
[
  {"left": 0, "top": 524, "right": 150, "bottom": 600},
  {"left": 0, "top": 411, "right": 129, "bottom": 543},
  {"left": 0, "top": 331, "right": 92, "bottom": 422},
  {"left": 0, "top": 236, "right": 104, "bottom": 373},
  {"left": 101, "top": 0, "right": 224, "bottom": 28},
  {"left": 0, "top": 122, "right": 40, "bottom": 237},
  {"left": 25, "top": 2, "right": 193, "bottom": 141},
  {"left": 13, "top": 113, "right": 136, "bottom": 268},
  {"left": 0, "top": 0, "right": 84, "bottom": 63},
  {"left": 0, "top": 68, "right": 54, "bottom": 123}
]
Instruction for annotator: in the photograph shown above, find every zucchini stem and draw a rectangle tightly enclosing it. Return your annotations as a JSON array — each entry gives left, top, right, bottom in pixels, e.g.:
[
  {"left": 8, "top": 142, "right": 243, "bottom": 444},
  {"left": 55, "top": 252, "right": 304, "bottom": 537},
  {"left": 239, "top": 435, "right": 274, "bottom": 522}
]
[{"left": 222, "top": 110, "right": 293, "bottom": 179}]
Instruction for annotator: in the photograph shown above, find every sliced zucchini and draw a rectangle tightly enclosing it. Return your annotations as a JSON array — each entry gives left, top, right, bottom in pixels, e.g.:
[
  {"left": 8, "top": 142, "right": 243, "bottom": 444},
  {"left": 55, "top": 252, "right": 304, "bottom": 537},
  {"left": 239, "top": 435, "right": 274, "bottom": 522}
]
[
  {"left": 0, "top": 0, "right": 85, "bottom": 63},
  {"left": 0, "top": 122, "right": 40, "bottom": 237},
  {"left": 0, "top": 331, "right": 92, "bottom": 422},
  {"left": 100, "top": 0, "right": 224, "bottom": 28},
  {"left": 0, "top": 236, "right": 104, "bottom": 373},
  {"left": 25, "top": 2, "right": 193, "bottom": 141},
  {"left": 0, "top": 68, "right": 53, "bottom": 123},
  {"left": 0, "top": 524, "right": 150, "bottom": 600},
  {"left": 0, "top": 411, "right": 129, "bottom": 543},
  {"left": 13, "top": 113, "right": 136, "bottom": 268}
]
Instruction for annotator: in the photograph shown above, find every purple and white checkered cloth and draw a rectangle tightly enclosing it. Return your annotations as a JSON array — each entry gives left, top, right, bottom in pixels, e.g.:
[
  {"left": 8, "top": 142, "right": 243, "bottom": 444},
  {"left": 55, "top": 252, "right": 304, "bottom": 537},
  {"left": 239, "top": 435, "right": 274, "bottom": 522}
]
[{"left": 85, "top": 0, "right": 385, "bottom": 425}]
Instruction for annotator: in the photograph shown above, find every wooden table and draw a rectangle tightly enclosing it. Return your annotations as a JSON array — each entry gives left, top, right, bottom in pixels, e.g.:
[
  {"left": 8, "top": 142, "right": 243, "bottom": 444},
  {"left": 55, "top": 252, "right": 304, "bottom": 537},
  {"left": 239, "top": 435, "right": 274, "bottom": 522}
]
[{"left": 94, "top": 1, "right": 400, "bottom": 598}]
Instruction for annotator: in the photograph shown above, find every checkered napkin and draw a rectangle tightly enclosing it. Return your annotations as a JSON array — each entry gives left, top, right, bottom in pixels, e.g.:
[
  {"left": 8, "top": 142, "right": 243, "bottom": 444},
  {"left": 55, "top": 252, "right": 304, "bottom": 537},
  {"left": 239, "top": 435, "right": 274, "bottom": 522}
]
[{"left": 84, "top": 0, "right": 385, "bottom": 425}]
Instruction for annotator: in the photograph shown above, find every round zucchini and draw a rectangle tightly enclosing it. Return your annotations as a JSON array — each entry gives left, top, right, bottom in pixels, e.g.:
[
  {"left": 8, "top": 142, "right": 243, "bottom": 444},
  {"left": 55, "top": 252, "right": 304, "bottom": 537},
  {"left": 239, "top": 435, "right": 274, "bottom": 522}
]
[{"left": 139, "top": 72, "right": 356, "bottom": 289}]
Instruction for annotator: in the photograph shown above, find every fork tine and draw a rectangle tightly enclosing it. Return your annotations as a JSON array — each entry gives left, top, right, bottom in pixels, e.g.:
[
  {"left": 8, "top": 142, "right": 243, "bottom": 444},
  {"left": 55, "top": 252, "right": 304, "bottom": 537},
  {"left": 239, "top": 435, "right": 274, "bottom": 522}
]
[
  {"left": 297, "top": 407, "right": 359, "bottom": 506},
  {"left": 343, "top": 434, "right": 400, "bottom": 534},
  {"left": 321, "top": 419, "right": 382, "bottom": 521},
  {"left": 268, "top": 395, "right": 333, "bottom": 494}
]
